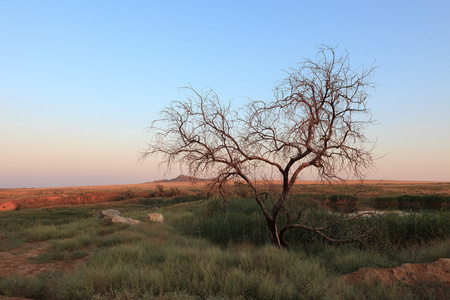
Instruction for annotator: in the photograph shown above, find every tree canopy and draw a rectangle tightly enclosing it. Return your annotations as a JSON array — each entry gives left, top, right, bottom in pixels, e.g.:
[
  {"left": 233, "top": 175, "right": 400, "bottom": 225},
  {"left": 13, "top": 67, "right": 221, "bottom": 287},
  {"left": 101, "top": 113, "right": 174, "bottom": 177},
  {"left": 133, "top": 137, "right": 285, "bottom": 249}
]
[{"left": 142, "top": 46, "right": 377, "bottom": 247}]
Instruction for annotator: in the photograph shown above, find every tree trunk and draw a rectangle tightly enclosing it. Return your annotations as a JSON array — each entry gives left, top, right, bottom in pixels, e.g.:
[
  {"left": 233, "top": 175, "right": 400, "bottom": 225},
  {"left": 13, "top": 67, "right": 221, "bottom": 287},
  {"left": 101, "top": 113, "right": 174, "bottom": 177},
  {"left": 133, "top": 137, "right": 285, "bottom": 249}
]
[
  {"left": 279, "top": 227, "right": 289, "bottom": 248},
  {"left": 266, "top": 218, "right": 282, "bottom": 248}
]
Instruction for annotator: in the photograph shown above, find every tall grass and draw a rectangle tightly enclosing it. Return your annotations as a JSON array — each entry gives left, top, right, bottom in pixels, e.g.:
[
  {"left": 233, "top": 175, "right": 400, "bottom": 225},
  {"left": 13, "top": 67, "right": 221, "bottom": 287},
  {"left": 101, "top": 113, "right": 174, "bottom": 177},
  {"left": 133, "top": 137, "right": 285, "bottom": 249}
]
[
  {"left": 139, "top": 193, "right": 206, "bottom": 208},
  {"left": 49, "top": 236, "right": 331, "bottom": 300},
  {"left": 0, "top": 274, "right": 49, "bottom": 299},
  {"left": 0, "top": 207, "right": 94, "bottom": 232},
  {"left": 1, "top": 193, "right": 449, "bottom": 299},
  {"left": 372, "top": 194, "right": 450, "bottom": 210},
  {"left": 24, "top": 218, "right": 96, "bottom": 242},
  {"left": 0, "top": 207, "right": 97, "bottom": 251},
  {"left": 172, "top": 197, "right": 450, "bottom": 251}
]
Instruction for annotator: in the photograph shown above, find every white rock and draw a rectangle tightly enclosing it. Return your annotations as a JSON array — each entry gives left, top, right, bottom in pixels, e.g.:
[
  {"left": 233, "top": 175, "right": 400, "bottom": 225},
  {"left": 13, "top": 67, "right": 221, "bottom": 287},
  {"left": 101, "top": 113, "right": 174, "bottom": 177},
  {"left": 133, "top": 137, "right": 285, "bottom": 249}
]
[
  {"left": 147, "top": 213, "right": 164, "bottom": 223},
  {"left": 111, "top": 215, "right": 141, "bottom": 225},
  {"left": 97, "top": 209, "right": 121, "bottom": 221},
  {"left": 97, "top": 209, "right": 141, "bottom": 225}
]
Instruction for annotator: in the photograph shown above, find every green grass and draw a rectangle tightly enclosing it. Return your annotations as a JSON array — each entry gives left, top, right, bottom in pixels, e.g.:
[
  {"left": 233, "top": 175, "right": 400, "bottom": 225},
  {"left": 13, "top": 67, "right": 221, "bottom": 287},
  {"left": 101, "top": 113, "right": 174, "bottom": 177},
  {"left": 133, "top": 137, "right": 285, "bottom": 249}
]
[
  {"left": 28, "top": 250, "right": 90, "bottom": 264},
  {"left": 372, "top": 194, "right": 450, "bottom": 210},
  {"left": 172, "top": 197, "right": 450, "bottom": 251},
  {"left": 48, "top": 234, "right": 332, "bottom": 300},
  {"left": 0, "top": 192, "right": 449, "bottom": 299},
  {"left": 0, "top": 232, "right": 26, "bottom": 251},
  {"left": 0, "top": 207, "right": 94, "bottom": 231},
  {"left": 0, "top": 274, "right": 49, "bottom": 299}
]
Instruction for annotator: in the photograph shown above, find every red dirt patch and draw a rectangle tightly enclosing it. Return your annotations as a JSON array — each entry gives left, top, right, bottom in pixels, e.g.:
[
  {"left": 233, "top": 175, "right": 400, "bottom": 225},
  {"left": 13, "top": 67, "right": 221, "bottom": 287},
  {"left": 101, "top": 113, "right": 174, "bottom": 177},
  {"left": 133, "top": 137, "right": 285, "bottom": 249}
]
[
  {"left": 343, "top": 258, "right": 450, "bottom": 297},
  {"left": 0, "top": 201, "right": 17, "bottom": 211},
  {"left": 0, "top": 242, "right": 89, "bottom": 277}
]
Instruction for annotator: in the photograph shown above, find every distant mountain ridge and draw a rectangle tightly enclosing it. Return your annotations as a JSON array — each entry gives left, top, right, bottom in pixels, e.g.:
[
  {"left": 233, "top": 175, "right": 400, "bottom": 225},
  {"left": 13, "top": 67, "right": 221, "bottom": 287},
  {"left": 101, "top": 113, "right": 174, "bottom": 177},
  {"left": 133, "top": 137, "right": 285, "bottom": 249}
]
[{"left": 152, "top": 175, "right": 209, "bottom": 183}]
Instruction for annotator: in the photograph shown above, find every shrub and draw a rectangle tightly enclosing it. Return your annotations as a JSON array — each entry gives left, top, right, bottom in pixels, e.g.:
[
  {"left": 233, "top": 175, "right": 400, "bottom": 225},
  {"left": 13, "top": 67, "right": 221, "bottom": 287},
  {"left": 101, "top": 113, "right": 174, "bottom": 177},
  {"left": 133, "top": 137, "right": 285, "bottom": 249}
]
[
  {"left": 156, "top": 184, "right": 165, "bottom": 196},
  {"left": 139, "top": 193, "right": 205, "bottom": 208},
  {"left": 0, "top": 274, "right": 48, "bottom": 299},
  {"left": 111, "top": 190, "right": 136, "bottom": 201},
  {"left": 232, "top": 181, "right": 253, "bottom": 199},
  {"left": 326, "top": 194, "right": 358, "bottom": 212},
  {"left": 372, "top": 195, "right": 449, "bottom": 210}
]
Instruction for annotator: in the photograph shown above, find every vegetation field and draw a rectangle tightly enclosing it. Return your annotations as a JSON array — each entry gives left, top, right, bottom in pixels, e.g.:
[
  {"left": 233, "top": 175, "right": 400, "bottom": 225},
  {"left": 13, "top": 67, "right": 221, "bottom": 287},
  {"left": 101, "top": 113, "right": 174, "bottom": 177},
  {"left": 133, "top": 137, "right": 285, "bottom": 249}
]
[{"left": 0, "top": 181, "right": 449, "bottom": 299}]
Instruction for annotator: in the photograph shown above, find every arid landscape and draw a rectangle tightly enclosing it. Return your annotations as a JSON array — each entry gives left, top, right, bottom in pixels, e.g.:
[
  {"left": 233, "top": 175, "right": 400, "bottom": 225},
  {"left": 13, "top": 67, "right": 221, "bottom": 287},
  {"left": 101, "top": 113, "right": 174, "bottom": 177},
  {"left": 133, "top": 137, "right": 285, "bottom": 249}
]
[
  {"left": 1, "top": 178, "right": 447, "bottom": 212},
  {"left": 1, "top": 179, "right": 449, "bottom": 299},
  {"left": 2, "top": 1, "right": 450, "bottom": 299}
]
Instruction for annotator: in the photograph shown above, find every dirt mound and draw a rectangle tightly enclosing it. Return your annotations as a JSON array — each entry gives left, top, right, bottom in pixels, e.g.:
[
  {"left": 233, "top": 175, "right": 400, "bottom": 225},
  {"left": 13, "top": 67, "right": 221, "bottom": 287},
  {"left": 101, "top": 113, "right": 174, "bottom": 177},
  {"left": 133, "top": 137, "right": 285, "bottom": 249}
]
[{"left": 343, "top": 258, "right": 450, "bottom": 287}]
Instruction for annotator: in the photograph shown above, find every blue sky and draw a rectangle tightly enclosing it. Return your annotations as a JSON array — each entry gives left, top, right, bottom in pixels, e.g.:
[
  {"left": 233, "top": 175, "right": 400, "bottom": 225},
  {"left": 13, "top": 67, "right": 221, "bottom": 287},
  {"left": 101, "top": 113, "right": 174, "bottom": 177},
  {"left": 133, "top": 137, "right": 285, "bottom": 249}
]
[{"left": 1, "top": 0, "right": 449, "bottom": 187}]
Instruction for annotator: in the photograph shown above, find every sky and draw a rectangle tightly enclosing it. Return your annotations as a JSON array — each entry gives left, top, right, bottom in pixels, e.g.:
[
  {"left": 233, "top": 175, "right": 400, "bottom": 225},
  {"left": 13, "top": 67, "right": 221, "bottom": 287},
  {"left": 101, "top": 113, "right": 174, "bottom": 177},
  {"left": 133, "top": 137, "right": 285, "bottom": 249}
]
[{"left": 1, "top": 0, "right": 449, "bottom": 188}]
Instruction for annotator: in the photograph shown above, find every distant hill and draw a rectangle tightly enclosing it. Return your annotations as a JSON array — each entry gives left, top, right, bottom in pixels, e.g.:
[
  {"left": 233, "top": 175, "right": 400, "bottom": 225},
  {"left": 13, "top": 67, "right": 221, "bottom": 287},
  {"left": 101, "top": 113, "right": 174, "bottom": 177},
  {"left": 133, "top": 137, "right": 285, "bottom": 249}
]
[{"left": 153, "top": 175, "right": 209, "bottom": 183}]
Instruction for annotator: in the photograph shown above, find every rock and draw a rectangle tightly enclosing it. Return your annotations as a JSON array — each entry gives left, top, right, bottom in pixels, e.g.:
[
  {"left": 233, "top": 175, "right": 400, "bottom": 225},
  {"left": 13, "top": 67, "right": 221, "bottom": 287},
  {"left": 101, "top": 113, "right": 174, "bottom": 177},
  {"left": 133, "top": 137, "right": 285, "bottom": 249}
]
[
  {"left": 97, "top": 209, "right": 121, "bottom": 221},
  {"left": 97, "top": 209, "right": 140, "bottom": 225},
  {"left": 147, "top": 213, "right": 164, "bottom": 223},
  {"left": 111, "top": 215, "right": 141, "bottom": 225}
]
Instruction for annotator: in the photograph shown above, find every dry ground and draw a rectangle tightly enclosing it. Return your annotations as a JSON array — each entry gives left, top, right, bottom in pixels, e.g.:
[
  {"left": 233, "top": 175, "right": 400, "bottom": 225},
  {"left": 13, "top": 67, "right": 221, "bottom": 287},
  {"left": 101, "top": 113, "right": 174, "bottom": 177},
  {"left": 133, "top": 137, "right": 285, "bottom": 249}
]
[
  {"left": 0, "top": 180, "right": 204, "bottom": 211},
  {"left": 2, "top": 179, "right": 449, "bottom": 212},
  {"left": 0, "top": 242, "right": 89, "bottom": 277}
]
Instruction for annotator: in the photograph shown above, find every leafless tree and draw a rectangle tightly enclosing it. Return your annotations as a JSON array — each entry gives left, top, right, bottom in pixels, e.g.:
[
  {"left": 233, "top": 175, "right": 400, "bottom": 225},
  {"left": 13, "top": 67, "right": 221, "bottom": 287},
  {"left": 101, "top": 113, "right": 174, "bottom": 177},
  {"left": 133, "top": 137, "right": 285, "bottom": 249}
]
[{"left": 141, "top": 46, "right": 377, "bottom": 248}]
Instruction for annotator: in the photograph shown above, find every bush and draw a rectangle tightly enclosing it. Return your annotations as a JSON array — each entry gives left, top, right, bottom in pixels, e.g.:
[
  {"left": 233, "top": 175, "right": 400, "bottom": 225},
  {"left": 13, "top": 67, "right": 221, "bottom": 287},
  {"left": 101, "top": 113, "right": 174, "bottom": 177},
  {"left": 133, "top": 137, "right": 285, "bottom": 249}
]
[
  {"left": 139, "top": 193, "right": 205, "bottom": 208},
  {"left": 111, "top": 190, "right": 136, "bottom": 201},
  {"left": 326, "top": 194, "right": 358, "bottom": 212},
  {"left": 173, "top": 197, "right": 268, "bottom": 246},
  {"left": 232, "top": 181, "right": 254, "bottom": 199},
  {"left": 372, "top": 195, "right": 449, "bottom": 210},
  {"left": 174, "top": 196, "right": 450, "bottom": 251}
]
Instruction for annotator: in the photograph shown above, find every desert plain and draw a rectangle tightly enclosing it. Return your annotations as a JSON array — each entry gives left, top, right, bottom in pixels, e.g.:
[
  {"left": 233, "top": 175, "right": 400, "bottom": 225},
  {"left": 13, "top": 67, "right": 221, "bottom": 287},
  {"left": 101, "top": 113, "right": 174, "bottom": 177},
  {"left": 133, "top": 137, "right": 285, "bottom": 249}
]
[{"left": 1, "top": 178, "right": 448, "bottom": 212}]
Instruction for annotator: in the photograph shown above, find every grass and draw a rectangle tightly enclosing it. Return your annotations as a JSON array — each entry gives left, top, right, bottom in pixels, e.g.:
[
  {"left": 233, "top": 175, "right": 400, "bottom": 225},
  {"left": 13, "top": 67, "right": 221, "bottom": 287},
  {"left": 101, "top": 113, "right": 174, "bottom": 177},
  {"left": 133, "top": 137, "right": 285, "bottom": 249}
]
[
  {"left": 173, "top": 197, "right": 450, "bottom": 251},
  {"left": 1, "top": 185, "right": 449, "bottom": 299},
  {"left": 0, "top": 274, "right": 49, "bottom": 299},
  {"left": 28, "top": 250, "right": 90, "bottom": 264},
  {"left": 47, "top": 235, "right": 332, "bottom": 300},
  {"left": 372, "top": 194, "right": 450, "bottom": 210}
]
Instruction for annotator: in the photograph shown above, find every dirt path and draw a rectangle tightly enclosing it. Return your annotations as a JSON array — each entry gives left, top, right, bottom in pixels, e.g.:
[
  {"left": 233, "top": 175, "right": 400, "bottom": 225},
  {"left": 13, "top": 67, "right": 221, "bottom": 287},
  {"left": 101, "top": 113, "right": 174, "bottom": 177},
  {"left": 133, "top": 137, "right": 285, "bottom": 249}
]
[{"left": 0, "top": 242, "right": 89, "bottom": 277}]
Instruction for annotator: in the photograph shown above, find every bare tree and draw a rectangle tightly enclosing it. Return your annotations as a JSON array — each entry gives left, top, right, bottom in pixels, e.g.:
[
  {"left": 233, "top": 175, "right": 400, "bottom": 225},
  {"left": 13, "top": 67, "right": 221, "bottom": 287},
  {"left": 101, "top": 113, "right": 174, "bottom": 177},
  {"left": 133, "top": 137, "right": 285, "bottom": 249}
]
[{"left": 142, "top": 46, "right": 377, "bottom": 248}]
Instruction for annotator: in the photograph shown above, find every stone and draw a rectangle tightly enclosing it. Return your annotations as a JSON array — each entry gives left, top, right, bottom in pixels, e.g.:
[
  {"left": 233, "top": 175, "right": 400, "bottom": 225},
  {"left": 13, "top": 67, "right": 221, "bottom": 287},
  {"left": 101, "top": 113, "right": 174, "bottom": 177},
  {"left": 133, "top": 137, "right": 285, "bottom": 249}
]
[
  {"left": 147, "top": 213, "right": 164, "bottom": 223},
  {"left": 97, "top": 209, "right": 121, "bottom": 221},
  {"left": 111, "top": 215, "right": 141, "bottom": 225},
  {"left": 97, "top": 209, "right": 140, "bottom": 225}
]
